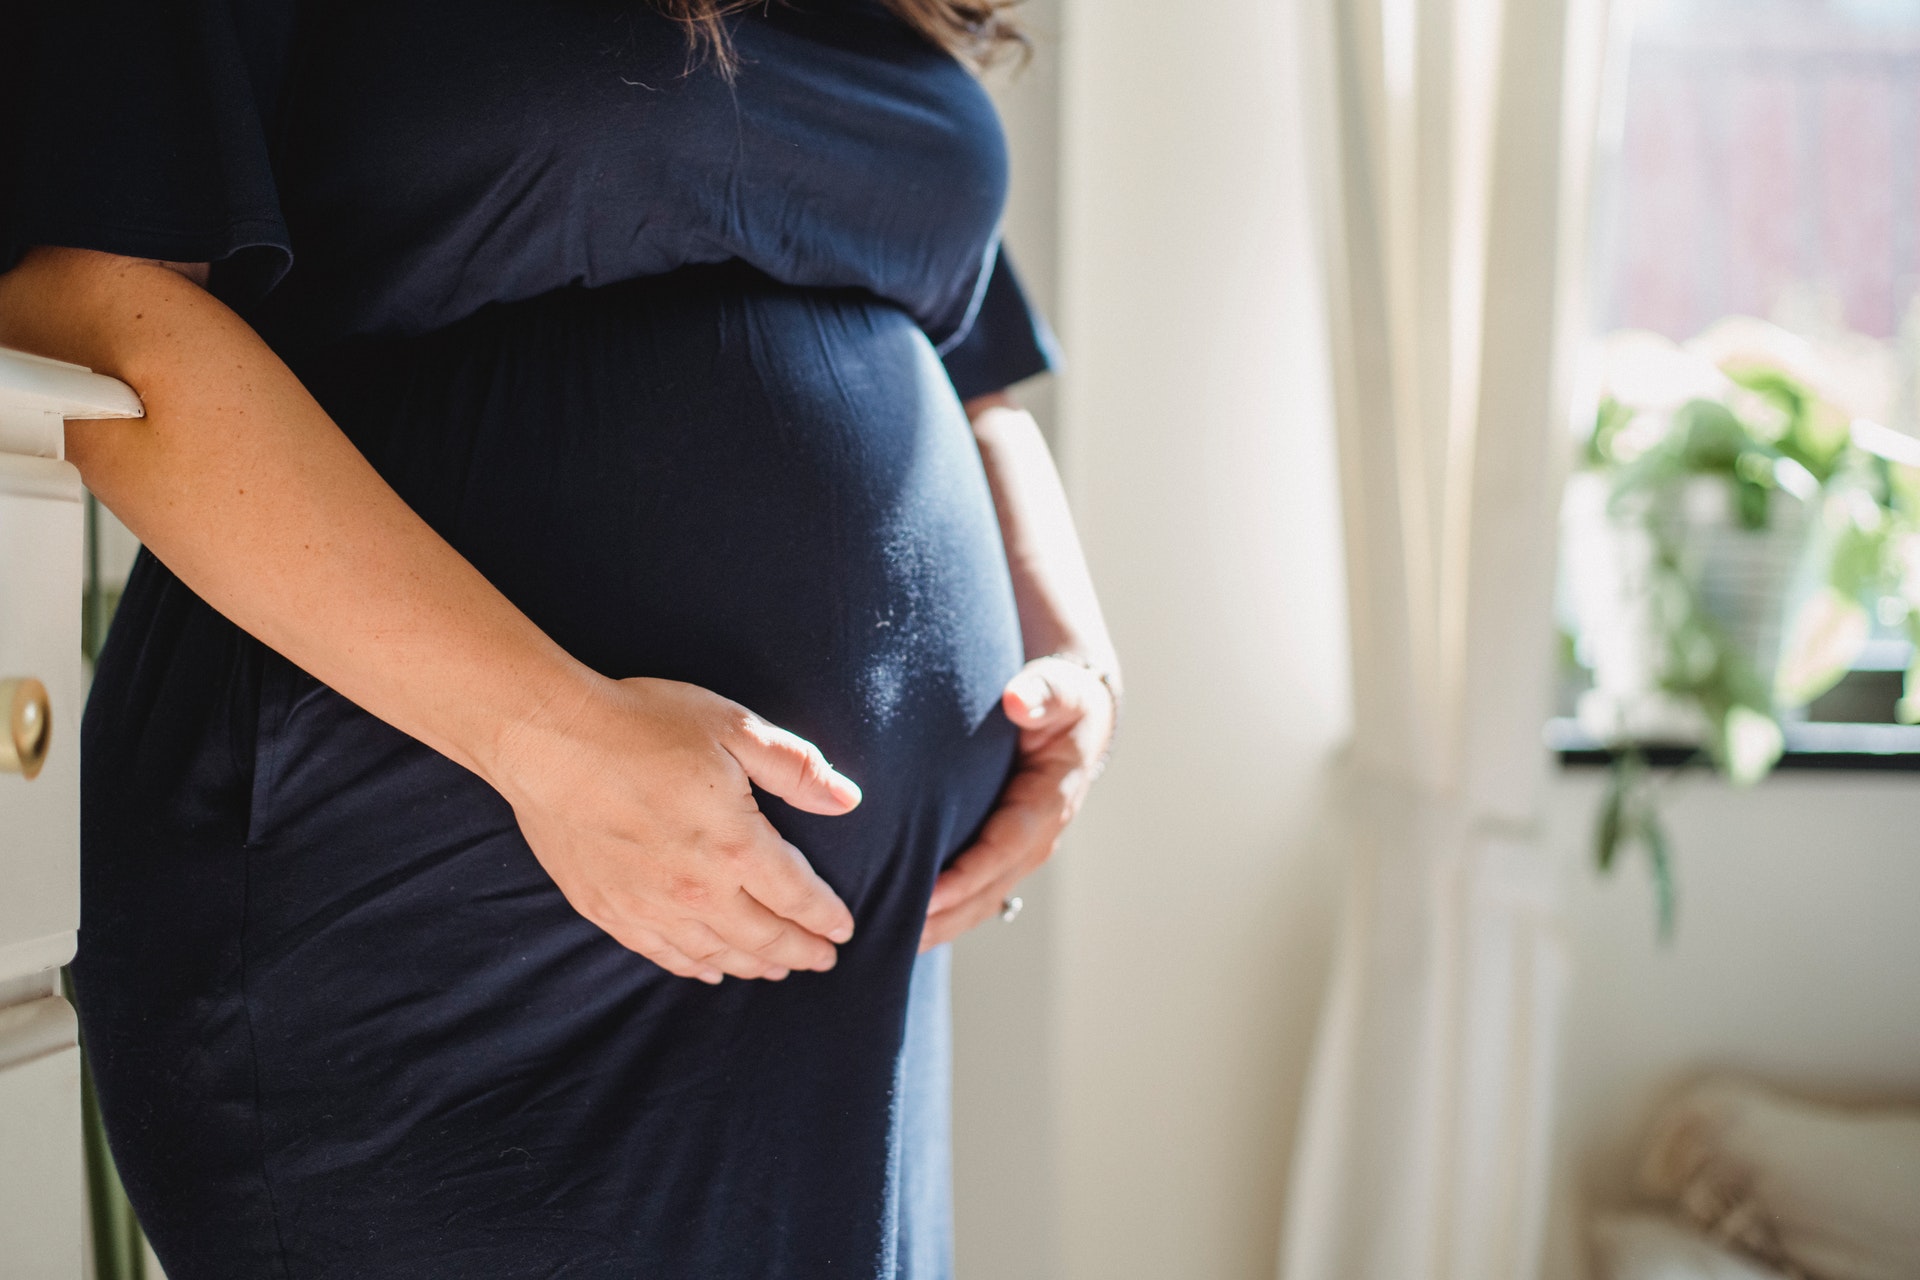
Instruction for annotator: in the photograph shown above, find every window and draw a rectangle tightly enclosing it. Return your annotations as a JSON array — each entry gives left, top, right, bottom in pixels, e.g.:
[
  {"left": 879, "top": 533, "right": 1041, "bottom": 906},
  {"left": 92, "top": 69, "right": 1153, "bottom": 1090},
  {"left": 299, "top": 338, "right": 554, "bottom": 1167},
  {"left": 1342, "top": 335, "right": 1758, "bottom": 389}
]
[{"left": 1555, "top": 0, "right": 1920, "bottom": 770}]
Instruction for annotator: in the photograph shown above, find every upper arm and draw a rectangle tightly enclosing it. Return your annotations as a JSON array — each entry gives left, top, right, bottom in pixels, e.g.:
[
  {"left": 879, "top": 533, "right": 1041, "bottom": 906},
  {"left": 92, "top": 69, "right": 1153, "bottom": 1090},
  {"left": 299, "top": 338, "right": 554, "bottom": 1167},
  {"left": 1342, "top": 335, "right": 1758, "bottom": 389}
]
[
  {"left": 0, "top": 247, "right": 214, "bottom": 367},
  {"left": 0, "top": 250, "right": 270, "bottom": 495},
  {"left": 0, "top": 245, "right": 304, "bottom": 499}
]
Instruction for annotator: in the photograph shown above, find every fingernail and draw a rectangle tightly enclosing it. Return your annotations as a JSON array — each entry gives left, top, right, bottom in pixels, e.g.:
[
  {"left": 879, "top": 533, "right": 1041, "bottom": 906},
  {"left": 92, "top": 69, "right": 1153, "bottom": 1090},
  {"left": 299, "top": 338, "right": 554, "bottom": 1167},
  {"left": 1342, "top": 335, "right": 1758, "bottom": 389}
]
[
  {"left": 1010, "top": 675, "right": 1047, "bottom": 709},
  {"left": 767, "top": 968, "right": 791, "bottom": 981},
  {"left": 700, "top": 970, "right": 724, "bottom": 985},
  {"left": 829, "top": 774, "right": 863, "bottom": 808},
  {"left": 828, "top": 922, "right": 854, "bottom": 943}
]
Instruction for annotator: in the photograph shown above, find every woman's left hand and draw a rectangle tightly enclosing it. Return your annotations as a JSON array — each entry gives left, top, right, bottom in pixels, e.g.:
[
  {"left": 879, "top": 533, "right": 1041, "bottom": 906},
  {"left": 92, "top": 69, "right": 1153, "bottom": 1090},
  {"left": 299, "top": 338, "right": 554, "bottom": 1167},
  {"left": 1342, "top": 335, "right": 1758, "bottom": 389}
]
[{"left": 921, "top": 654, "right": 1117, "bottom": 950}]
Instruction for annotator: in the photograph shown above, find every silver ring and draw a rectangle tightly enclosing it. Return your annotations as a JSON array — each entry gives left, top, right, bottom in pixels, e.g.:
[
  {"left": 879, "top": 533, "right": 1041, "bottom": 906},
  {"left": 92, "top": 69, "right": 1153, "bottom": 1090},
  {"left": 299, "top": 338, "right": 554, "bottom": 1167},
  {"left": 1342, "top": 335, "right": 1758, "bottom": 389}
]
[{"left": 999, "top": 896, "right": 1024, "bottom": 924}]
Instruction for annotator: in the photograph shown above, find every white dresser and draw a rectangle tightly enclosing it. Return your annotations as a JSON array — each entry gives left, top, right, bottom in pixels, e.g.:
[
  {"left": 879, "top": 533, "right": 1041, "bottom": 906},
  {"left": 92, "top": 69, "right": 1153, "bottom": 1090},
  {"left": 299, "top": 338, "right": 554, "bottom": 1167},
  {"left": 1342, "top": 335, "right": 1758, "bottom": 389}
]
[{"left": 0, "top": 347, "right": 142, "bottom": 1278}]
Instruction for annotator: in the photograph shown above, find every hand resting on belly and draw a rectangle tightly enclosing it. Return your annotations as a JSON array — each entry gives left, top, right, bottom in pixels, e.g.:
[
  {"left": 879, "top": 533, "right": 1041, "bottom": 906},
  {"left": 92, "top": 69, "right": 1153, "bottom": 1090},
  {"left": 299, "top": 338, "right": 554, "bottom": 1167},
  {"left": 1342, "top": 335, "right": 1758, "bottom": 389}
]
[{"left": 0, "top": 246, "right": 859, "bottom": 983}]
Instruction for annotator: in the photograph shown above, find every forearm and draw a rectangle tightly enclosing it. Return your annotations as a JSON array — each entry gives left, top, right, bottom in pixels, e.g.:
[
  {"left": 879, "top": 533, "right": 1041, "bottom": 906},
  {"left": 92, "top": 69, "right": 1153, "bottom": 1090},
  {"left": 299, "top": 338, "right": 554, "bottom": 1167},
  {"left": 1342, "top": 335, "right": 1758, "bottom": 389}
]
[
  {"left": 922, "top": 391, "right": 1117, "bottom": 944},
  {"left": 0, "top": 247, "right": 596, "bottom": 783},
  {"left": 964, "top": 392, "right": 1120, "bottom": 689}
]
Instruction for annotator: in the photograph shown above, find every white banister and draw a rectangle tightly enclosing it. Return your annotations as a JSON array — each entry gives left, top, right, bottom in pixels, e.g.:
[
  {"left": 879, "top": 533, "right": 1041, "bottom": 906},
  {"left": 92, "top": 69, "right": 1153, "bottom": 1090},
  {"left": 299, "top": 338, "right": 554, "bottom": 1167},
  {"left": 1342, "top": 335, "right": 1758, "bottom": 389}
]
[
  {"left": 0, "top": 347, "right": 144, "bottom": 460},
  {"left": 0, "top": 344, "right": 141, "bottom": 1277}
]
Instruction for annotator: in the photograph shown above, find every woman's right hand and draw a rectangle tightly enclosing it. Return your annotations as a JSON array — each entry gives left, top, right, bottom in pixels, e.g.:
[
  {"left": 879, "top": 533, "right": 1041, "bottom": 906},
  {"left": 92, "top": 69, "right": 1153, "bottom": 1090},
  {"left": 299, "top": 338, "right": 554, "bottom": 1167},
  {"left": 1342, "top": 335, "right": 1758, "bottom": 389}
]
[{"left": 490, "top": 676, "right": 862, "bottom": 985}]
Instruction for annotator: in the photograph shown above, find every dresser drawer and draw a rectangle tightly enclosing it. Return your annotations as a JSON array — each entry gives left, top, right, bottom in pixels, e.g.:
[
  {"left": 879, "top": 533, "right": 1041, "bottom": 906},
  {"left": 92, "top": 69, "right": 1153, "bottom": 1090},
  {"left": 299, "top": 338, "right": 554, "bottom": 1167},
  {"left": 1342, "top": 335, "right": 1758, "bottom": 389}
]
[
  {"left": 0, "top": 999, "right": 83, "bottom": 1279},
  {"left": 0, "top": 456, "right": 84, "bottom": 980}
]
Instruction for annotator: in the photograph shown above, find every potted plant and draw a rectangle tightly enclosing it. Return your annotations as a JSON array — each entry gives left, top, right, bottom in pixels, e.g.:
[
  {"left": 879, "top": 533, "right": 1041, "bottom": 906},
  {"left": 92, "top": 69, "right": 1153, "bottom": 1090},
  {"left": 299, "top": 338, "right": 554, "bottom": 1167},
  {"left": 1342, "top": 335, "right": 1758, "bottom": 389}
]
[{"left": 1561, "top": 319, "right": 1920, "bottom": 933}]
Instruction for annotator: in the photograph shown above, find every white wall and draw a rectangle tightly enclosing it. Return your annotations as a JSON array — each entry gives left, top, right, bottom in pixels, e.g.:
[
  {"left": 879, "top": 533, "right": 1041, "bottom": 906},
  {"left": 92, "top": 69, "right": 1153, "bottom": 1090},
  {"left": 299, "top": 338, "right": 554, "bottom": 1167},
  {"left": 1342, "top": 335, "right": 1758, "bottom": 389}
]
[
  {"left": 955, "top": 2, "right": 1351, "bottom": 1278},
  {"left": 1541, "top": 770, "right": 1920, "bottom": 1280},
  {"left": 1047, "top": 1, "right": 1348, "bottom": 1277}
]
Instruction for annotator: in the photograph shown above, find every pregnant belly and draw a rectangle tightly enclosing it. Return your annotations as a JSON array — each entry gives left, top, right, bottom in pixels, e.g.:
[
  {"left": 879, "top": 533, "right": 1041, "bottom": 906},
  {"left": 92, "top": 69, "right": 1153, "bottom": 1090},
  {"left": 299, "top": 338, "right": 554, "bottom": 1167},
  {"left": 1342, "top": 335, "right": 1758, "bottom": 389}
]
[{"left": 295, "top": 264, "right": 1025, "bottom": 900}]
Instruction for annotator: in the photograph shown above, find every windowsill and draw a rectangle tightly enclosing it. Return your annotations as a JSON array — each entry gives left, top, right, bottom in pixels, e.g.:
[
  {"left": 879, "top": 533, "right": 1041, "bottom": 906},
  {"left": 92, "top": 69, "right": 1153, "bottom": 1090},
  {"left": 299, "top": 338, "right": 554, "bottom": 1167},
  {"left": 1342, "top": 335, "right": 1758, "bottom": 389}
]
[{"left": 1548, "top": 717, "right": 1920, "bottom": 772}]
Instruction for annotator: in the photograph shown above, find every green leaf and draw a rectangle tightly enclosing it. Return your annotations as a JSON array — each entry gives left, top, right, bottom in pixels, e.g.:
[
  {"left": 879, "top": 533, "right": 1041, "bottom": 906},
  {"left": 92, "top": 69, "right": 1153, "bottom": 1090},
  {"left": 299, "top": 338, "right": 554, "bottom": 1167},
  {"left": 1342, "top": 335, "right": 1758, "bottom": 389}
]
[
  {"left": 1642, "top": 805, "right": 1678, "bottom": 944},
  {"left": 1728, "top": 366, "right": 1846, "bottom": 478},
  {"left": 1735, "top": 476, "right": 1772, "bottom": 529},
  {"left": 1588, "top": 395, "right": 1638, "bottom": 468},
  {"left": 1828, "top": 520, "right": 1889, "bottom": 602},
  {"left": 1902, "top": 627, "right": 1920, "bottom": 726},
  {"left": 1556, "top": 626, "right": 1582, "bottom": 674},
  {"left": 1676, "top": 399, "right": 1750, "bottom": 472},
  {"left": 1596, "top": 755, "right": 1630, "bottom": 874}
]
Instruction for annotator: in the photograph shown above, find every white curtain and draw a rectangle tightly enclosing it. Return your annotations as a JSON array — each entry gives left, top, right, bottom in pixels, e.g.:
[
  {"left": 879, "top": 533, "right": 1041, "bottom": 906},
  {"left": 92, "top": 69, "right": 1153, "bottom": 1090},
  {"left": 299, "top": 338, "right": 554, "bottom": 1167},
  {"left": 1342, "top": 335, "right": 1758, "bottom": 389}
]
[{"left": 1279, "top": 0, "right": 1622, "bottom": 1278}]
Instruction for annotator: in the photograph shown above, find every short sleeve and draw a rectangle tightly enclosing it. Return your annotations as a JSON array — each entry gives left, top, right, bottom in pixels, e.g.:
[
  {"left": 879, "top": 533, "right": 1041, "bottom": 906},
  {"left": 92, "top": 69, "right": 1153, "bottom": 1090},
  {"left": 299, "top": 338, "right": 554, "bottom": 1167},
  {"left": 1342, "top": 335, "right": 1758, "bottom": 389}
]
[
  {"left": 938, "top": 246, "right": 1062, "bottom": 402},
  {"left": 0, "top": 0, "right": 296, "bottom": 307}
]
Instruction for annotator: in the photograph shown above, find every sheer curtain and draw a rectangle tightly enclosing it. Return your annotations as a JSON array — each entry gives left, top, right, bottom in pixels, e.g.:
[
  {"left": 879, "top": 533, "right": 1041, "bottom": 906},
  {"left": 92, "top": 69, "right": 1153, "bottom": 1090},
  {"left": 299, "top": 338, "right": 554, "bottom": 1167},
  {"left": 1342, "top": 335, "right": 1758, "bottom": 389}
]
[{"left": 1278, "top": 0, "right": 1622, "bottom": 1278}]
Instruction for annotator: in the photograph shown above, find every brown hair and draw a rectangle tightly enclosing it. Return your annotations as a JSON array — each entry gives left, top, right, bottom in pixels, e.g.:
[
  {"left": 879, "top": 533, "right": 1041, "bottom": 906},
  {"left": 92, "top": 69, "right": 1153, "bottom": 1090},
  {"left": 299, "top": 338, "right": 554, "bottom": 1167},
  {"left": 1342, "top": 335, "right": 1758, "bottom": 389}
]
[{"left": 653, "top": 0, "right": 1026, "bottom": 74}]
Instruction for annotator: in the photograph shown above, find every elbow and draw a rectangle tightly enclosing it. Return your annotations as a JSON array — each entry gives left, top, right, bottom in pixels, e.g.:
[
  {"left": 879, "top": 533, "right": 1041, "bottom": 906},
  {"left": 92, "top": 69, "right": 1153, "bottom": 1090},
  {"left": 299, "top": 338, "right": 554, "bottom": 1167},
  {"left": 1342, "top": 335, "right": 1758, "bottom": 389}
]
[
  {"left": 1, "top": 248, "right": 217, "bottom": 430},
  {"left": 0, "top": 250, "right": 208, "bottom": 488}
]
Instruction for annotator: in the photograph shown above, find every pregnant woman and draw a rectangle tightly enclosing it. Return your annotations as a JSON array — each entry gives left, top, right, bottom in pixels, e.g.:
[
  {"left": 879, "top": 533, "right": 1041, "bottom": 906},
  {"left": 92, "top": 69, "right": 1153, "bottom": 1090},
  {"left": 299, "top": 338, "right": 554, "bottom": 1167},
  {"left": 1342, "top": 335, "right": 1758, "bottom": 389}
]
[{"left": 0, "top": 0, "right": 1118, "bottom": 1275}]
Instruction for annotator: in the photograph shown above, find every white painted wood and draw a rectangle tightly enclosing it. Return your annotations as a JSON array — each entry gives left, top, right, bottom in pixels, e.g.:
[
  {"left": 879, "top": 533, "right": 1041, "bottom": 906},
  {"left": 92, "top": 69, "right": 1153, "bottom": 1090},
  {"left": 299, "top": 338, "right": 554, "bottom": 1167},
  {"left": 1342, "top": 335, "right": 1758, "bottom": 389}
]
[
  {"left": 0, "top": 346, "right": 139, "bottom": 1279},
  {"left": 0, "top": 348, "right": 144, "bottom": 419},
  {"left": 0, "top": 972, "right": 59, "bottom": 1012},
  {"left": 0, "top": 936, "right": 79, "bottom": 987},
  {"left": 0, "top": 997, "right": 79, "bottom": 1073},
  {"left": 0, "top": 454, "right": 87, "bottom": 504},
  {"left": 0, "top": 349, "right": 141, "bottom": 462},
  {"left": 0, "top": 465, "right": 84, "bottom": 978},
  {"left": 0, "top": 407, "right": 66, "bottom": 465},
  {"left": 0, "top": 1040, "right": 84, "bottom": 1279}
]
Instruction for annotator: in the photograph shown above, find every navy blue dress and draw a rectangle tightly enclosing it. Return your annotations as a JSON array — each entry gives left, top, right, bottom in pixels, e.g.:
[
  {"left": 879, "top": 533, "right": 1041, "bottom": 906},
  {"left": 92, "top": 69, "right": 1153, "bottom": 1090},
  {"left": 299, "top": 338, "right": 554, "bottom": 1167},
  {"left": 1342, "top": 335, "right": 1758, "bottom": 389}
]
[{"left": 3, "top": 2, "right": 1059, "bottom": 1276}]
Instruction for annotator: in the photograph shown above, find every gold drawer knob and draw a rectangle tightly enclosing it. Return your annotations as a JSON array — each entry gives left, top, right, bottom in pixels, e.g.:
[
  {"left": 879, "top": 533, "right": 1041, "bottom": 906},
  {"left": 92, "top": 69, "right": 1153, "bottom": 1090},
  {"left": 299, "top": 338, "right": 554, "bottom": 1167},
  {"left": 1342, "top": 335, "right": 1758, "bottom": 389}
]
[{"left": 0, "top": 678, "right": 50, "bottom": 780}]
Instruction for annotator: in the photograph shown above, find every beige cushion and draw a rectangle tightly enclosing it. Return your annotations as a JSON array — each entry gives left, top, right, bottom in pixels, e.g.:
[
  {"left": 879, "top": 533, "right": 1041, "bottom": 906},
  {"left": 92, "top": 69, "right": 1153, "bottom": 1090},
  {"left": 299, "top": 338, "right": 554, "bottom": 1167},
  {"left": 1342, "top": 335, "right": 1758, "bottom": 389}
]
[
  {"left": 1637, "top": 1077, "right": 1920, "bottom": 1280},
  {"left": 1594, "top": 1212, "right": 1792, "bottom": 1280}
]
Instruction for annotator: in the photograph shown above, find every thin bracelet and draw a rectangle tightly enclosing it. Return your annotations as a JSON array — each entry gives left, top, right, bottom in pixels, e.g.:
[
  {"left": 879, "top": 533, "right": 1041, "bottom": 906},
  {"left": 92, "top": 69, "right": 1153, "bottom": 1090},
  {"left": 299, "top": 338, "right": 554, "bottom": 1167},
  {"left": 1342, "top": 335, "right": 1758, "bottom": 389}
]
[{"left": 1042, "top": 651, "right": 1122, "bottom": 781}]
